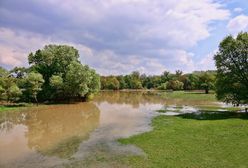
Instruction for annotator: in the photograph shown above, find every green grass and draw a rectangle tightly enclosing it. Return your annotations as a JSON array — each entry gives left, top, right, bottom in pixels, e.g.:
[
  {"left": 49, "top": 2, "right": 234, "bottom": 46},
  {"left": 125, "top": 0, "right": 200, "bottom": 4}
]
[
  {"left": 0, "top": 103, "right": 33, "bottom": 112},
  {"left": 119, "top": 113, "right": 248, "bottom": 168},
  {"left": 160, "top": 91, "right": 216, "bottom": 101},
  {"left": 0, "top": 106, "right": 19, "bottom": 112}
]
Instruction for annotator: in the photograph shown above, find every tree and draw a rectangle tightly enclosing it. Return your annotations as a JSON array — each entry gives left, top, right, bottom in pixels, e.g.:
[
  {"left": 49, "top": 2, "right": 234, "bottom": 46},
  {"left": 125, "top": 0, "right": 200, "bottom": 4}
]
[
  {"left": 175, "top": 70, "right": 183, "bottom": 78},
  {"left": 104, "top": 76, "right": 120, "bottom": 90},
  {"left": 199, "top": 72, "right": 215, "bottom": 94},
  {"left": 157, "top": 83, "right": 167, "bottom": 90},
  {"left": 0, "top": 77, "right": 22, "bottom": 102},
  {"left": 0, "top": 68, "right": 22, "bottom": 102},
  {"left": 7, "top": 85, "right": 22, "bottom": 102},
  {"left": 214, "top": 32, "right": 248, "bottom": 107},
  {"left": 25, "top": 72, "right": 44, "bottom": 105},
  {"left": 130, "top": 71, "right": 142, "bottom": 89},
  {"left": 166, "top": 80, "right": 184, "bottom": 90},
  {"left": 49, "top": 74, "right": 64, "bottom": 99},
  {"left": 28, "top": 45, "right": 80, "bottom": 100},
  {"left": 117, "top": 75, "right": 127, "bottom": 89},
  {"left": 87, "top": 69, "right": 101, "bottom": 96},
  {"left": 28, "top": 45, "right": 100, "bottom": 101},
  {"left": 64, "top": 62, "right": 91, "bottom": 98}
]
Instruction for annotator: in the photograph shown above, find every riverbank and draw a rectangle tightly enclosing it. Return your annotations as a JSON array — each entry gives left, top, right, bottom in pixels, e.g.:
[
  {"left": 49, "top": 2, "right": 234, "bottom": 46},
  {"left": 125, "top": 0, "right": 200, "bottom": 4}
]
[
  {"left": 0, "top": 103, "right": 33, "bottom": 112},
  {"left": 119, "top": 113, "right": 248, "bottom": 167},
  {"left": 116, "top": 91, "right": 247, "bottom": 167}
]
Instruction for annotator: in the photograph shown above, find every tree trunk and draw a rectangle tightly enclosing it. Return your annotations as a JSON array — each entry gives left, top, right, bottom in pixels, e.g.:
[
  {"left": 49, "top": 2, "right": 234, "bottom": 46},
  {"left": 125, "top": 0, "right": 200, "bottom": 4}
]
[
  {"left": 205, "top": 88, "right": 209, "bottom": 94},
  {"left": 34, "top": 96, "right": 38, "bottom": 106},
  {"left": 245, "top": 108, "right": 248, "bottom": 113}
]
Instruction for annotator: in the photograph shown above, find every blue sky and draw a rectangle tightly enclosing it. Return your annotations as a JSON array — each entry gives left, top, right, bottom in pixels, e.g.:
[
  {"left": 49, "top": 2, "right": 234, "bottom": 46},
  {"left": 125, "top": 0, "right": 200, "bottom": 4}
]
[{"left": 0, "top": 0, "right": 248, "bottom": 75}]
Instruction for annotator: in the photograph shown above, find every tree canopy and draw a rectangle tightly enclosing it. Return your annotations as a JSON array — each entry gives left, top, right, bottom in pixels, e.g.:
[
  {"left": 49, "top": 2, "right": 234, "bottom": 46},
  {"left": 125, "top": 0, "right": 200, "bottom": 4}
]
[
  {"left": 100, "top": 70, "right": 216, "bottom": 92},
  {"left": 0, "top": 44, "right": 100, "bottom": 103},
  {"left": 214, "top": 32, "right": 248, "bottom": 105}
]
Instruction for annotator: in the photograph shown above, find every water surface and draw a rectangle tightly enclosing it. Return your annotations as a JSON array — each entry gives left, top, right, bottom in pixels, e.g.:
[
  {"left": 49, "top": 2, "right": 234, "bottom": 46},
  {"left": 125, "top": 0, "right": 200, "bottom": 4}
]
[
  {"left": 0, "top": 91, "right": 221, "bottom": 167},
  {"left": 0, "top": 91, "right": 165, "bottom": 168}
]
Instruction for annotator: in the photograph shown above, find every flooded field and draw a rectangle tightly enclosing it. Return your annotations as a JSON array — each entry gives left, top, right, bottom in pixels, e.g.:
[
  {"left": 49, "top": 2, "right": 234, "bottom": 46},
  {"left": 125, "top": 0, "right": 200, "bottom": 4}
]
[{"left": 0, "top": 91, "right": 221, "bottom": 168}]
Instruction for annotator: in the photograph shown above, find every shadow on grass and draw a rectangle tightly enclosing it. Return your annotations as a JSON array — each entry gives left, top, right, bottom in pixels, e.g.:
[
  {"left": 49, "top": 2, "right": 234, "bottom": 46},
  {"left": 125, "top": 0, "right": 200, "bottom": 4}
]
[{"left": 178, "top": 111, "right": 248, "bottom": 120}]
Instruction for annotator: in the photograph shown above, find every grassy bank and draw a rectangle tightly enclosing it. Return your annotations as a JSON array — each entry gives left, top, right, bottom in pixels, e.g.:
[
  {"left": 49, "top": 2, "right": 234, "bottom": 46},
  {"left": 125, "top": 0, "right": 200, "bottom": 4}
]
[
  {"left": 0, "top": 103, "right": 34, "bottom": 112},
  {"left": 0, "top": 106, "right": 18, "bottom": 112},
  {"left": 119, "top": 113, "right": 248, "bottom": 168},
  {"left": 160, "top": 90, "right": 216, "bottom": 101}
]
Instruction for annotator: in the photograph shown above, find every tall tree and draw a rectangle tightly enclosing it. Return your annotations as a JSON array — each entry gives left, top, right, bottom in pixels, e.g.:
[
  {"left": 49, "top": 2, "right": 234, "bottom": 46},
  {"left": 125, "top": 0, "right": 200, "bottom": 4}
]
[
  {"left": 28, "top": 45, "right": 100, "bottom": 101},
  {"left": 199, "top": 72, "right": 215, "bottom": 94},
  {"left": 25, "top": 72, "right": 44, "bottom": 105},
  {"left": 214, "top": 32, "right": 248, "bottom": 106}
]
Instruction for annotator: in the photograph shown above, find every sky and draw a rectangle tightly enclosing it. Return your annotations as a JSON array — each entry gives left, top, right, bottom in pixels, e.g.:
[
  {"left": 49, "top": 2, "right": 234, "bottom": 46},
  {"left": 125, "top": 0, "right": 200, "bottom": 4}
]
[{"left": 0, "top": 0, "right": 248, "bottom": 75}]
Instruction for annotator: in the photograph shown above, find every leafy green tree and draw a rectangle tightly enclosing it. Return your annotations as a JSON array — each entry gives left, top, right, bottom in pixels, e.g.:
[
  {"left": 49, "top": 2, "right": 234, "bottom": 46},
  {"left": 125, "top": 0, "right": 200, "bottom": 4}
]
[
  {"left": 178, "top": 75, "right": 191, "bottom": 90},
  {"left": 161, "top": 71, "right": 171, "bottom": 83},
  {"left": 103, "top": 76, "right": 120, "bottom": 90},
  {"left": 175, "top": 70, "right": 183, "bottom": 78},
  {"left": 214, "top": 32, "right": 248, "bottom": 106},
  {"left": 130, "top": 71, "right": 142, "bottom": 89},
  {"left": 28, "top": 45, "right": 100, "bottom": 101},
  {"left": 25, "top": 72, "right": 44, "bottom": 104},
  {"left": 49, "top": 75, "right": 64, "bottom": 99},
  {"left": 188, "top": 74, "right": 199, "bottom": 90},
  {"left": 8, "top": 84, "right": 22, "bottom": 102},
  {"left": 0, "top": 77, "right": 22, "bottom": 102},
  {"left": 199, "top": 72, "right": 215, "bottom": 94},
  {"left": 28, "top": 45, "right": 79, "bottom": 80},
  {"left": 0, "top": 67, "right": 22, "bottom": 102},
  {"left": 166, "top": 80, "right": 184, "bottom": 90},
  {"left": 28, "top": 45, "right": 80, "bottom": 100},
  {"left": 64, "top": 62, "right": 91, "bottom": 98},
  {"left": 87, "top": 69, "right": 101, "bottom": 96},
  {"left": 157, "top": 83, "right": 167, "bottom": 90},
  {"left": 117, "top": 75, "right": 127, "bottom": 89},
  {"left": 0, "top": 67, "right": 9, "bottom": 77}
]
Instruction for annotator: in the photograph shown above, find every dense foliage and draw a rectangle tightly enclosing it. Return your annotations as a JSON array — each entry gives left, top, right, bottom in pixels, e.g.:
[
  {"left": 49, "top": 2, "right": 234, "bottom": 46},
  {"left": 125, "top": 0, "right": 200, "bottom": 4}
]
[
  {"left": 0, "top": 45, "right": 100, "bottom": 103},
  {"left": 214, "top": 32, "right": 248, "bottom": 106},
  {"left": 101, "top": 70, "right": 216, "bottom": 93}
]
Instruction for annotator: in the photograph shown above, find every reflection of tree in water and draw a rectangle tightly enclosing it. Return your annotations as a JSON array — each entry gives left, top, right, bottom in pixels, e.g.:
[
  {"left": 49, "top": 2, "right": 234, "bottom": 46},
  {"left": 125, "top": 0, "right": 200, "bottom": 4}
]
[
  {"left": 0, "top": 111, "right": 24, "bottom": 133},
  {"left": 94, "top": 91, "right": 165, "bottom": 108},
  {"left": 0, "top": 103, "right": 100, "bottom": 159}
]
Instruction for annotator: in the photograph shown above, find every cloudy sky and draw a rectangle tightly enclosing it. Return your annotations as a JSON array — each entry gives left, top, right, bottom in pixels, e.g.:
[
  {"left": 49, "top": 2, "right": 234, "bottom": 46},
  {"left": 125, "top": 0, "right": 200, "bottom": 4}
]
[{"left": 0, "top": 0, "right": 248, "bottom": 75}]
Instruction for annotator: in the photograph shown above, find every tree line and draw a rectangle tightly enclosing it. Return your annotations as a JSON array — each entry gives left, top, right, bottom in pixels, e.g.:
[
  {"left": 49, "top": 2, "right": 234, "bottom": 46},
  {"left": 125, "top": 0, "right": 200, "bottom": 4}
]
[
  {"left": 101, "top": 70, "right": 216, "bottom": 94},
  {"left": 0, "top": 32, "right": 247, "bottom": 107},
  {"left": 101, "top": 32, "right": 248, "bottom": 107},
  {"left": 0, "top": 45, "right": 100, "bottom": 104}
]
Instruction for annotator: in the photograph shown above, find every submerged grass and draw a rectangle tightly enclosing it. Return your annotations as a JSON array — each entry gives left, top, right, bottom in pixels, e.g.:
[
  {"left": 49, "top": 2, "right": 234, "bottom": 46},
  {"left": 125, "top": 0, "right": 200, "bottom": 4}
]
[
  {"left": 119, "top": 113, "right": 248, "bottom": 168},
  {"left": 160, "top": 91, "right": 216, "bottom": 101},
  {"left": 41, "top": 136, "right": 83, "bottom": 159},
  {"left": 0, "top": 106, "right": 18, "bottom": 112},
  {"left": 157, "top": 105, "right": 242, "bottom": 113}
]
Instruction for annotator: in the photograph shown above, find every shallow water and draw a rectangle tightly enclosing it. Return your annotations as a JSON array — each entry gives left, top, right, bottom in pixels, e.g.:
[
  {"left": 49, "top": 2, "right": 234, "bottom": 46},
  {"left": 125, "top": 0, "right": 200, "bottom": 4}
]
[
  {"left": 0, "top": 91, "right": 166, "bottom": 168},
  {"left": 0, "top": 91, "right": 222, "bottom": 167}
]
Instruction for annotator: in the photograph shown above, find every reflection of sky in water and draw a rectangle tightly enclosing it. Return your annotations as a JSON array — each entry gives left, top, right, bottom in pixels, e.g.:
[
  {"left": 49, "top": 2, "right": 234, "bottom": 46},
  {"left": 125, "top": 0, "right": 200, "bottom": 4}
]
[
  {"left": 0, "top": 91, "right": 164, "bottom": 168},
  {"left": 0, "top": 91, "right": 226, "bottom": 167}
]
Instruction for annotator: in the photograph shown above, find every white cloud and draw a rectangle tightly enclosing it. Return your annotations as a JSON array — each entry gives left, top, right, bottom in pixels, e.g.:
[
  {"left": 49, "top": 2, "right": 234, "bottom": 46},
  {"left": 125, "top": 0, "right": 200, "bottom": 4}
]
[
  {"left": 227, "top": 15, "right": 248, "bottom": 35},
  {"left": 0, "top": 28, "right": 51, "bottom": 67},
  {"left": 196, "top": 50, "right": 217, "bottom": 71},
  {"left": 0, "top": 0, "right": 230, "bottom": 74},
  {"left": 233, "top": 7, "right": 243, "bottom": 13}
]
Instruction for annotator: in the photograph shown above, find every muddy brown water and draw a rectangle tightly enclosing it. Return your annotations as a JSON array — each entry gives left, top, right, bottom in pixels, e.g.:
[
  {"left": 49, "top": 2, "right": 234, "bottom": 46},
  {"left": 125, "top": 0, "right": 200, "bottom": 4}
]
[{"left": 0, "top": 91, "right": 218, "bottom": 168}]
